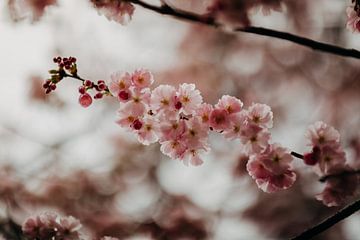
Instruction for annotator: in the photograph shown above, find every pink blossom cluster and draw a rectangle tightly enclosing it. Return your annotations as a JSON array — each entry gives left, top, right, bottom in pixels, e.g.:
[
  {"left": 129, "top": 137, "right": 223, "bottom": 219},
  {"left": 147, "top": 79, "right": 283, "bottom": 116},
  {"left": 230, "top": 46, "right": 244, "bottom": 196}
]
[
  {"left": 207, "top": 0, "right": 283, "bottom": 26},
  {"left": 91, "top": 0, "right": 135, "bottom": 25},
  {"left": 22, "top": 212, "right": 82, "bottom": 240},
  {"left": 346, "top": 5, "right": 360, "bottom": 33},
  {"left": 109, "top": 69, "right": 296, "bottom": 192},
  {"left": 304, "top": 121, "right": 359, "bottom": 206},
  {"left": 7, "top": 0, "right": 57, "bottom": 21}
]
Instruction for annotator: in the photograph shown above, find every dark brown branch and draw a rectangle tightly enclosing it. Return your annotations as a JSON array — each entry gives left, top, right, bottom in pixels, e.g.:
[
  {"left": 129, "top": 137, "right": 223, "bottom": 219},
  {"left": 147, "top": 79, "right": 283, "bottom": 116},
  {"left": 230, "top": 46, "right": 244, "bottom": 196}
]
[
  {"left": 291, "top": 151, "right": 304, "bottom": 160},
  {"left": 129, "top": 0, "right": 360, "bottom": 60},
  {"left": 319, "top": 169, "right": 360, "bottom": 182},
  {"left": 291, "top": 197, "right": 360, "bottom": 240}
]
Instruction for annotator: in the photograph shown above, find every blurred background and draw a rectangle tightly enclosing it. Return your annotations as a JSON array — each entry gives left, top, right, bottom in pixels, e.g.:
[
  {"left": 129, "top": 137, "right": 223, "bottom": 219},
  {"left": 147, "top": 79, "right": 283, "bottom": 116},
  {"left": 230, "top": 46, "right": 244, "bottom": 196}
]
[{"left": 0, "top": 0, "right": 360, "bottom": 239}]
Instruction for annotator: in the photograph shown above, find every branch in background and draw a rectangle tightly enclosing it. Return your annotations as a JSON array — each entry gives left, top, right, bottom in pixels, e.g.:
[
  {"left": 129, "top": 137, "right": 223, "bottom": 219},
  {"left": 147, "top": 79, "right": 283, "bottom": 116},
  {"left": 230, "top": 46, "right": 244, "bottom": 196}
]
[
  {"left": 319, "top": 169, "right": 360, "bottom": 182},
  {"left": 291, "top": 197, "right": 360, "bottom": 240},
  {"left": 129, "top": 0, "right": 360, "bottom": 60}
]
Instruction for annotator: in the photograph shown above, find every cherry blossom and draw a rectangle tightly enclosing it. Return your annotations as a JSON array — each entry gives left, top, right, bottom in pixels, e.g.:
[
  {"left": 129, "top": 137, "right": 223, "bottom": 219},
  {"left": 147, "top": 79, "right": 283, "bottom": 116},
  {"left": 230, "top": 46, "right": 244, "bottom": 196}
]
[
  {"left": 346, "top": 6, "right": 360, "bottom": 33},
  {"left": 91, "top": 0, "right": 135, "bottom": 25},
  {"left": 131, "top": 69, "right": 154, "bottom": 89},
  {"left": 109, "top": 71, "right": 132, "bottom": 102},
  {"left": 316, "top": 167, "right": 360, "bottom": 207},
  {"left": 22, "top": 212, "right": 82, "bottom": 240},
  {"left": 176, "top": 83, "right": 203, "bottom": 115},
  {"left": 151, "top": 85, "right": 177, "bottom": 113},
  {"left": 240, "top": 124, "right": 271, "bottom": 154},
  {"left": 247, "top": 143, "right": 296, "bottom": 193},
  {"left": 246, "top": 103, "right": 273, "bottom": 128}
]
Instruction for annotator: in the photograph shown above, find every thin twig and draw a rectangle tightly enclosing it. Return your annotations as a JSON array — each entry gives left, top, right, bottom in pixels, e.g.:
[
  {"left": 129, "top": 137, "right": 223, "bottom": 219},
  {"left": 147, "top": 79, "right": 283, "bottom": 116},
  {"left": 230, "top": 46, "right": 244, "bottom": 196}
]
[
  {"left": 290, "top": 198, "right": 360, "bottom": 240},
  {"left": 128, "top": 0, "right": 360, "bottom": 60},
  {"left": 291, "top": 151, "right": 304, "bottom": 160}
]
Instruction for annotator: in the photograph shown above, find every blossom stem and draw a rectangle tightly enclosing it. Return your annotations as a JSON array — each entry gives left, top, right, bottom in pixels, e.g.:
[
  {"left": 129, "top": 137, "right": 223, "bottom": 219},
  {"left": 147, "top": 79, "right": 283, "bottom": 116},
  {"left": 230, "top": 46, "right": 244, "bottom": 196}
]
[
  {"left": 62, "top": 71, "right": 85, "bottom": 82},
  {"left": 319, "top": 169, "right": 360, "bottom": 182},
  {"left": 128, "top": 0, "right": 360, "bottom": 60},
  {"left": 291, "top": 197, "right": 360, "bottom": 240},
  {"left": 290, "top": 151, "right": 304, "bottom": 159}
]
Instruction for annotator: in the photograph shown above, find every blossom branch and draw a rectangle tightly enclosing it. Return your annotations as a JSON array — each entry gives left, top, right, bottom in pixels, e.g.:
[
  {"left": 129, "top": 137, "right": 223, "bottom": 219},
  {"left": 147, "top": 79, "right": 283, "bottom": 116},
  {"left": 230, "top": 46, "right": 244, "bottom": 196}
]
[
  {"left": 319, "top": 169, "right": 360, "bottom": 182},
  {"left": 291, "top": 151, "right": 304, "bottom": 160},
  {"left": 128, "top": 0, "right": 360, "bottom": 60},
  {"left": 291, "top": 197, "right": 360, "bottom": 240}
]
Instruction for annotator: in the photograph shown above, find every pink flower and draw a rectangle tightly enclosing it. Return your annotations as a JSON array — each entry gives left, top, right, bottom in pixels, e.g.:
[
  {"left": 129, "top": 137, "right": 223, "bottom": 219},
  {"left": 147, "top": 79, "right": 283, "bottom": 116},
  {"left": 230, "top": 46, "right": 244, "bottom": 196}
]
[
  {"left": 92, "top": 0, "right": 135, "bottom": 25},
  {"left": 196, "top": 103, "right": 213, "bottom": 125},
  {"left": 109, "top": 71, "right": 132, "bottom": 101},
  {"left": 176, "top": 83, "right": 203, "bottom": 115},
  {"left": 159, "top": 119, "right": 186, "bottom": 142},
  {"left": 136, "top": 117, "right": 159, "bottom": 145},
  {"left": 316, "top": 167, "right": 359, "bottom": 207},
  {"left": 223, "top": 111, "right": 247, "bottom": 139},
  {"left": 240, "top": 124, "right": 270, "bottom": 154},
  {"left": 182, "top": 117, "right": 210, "bottom": 152},
  {"left": 216, "top": 95, "right": 243, "bottom": 114},
  {"left": 151, "top": 85, "right": 177, "bottom": 112},
  {"left": 57, "top": 216, "right": 82, "bottom": 240},
  {"left": 160, "top": 140, "right": 187, "bottom": 159},
  {"left": 116, "top": 102, "right": 145, "bottom": 128},
  {"left": 101, "top": 237, "right": 120, "bottom": 240},
  {"left": 306, "top": 121, "right": 340, "bottom": 147},
  {"left": 247, "top": 144, "right": 296, "bottom": 193},
  {"left": 316, "top": 145, "right": 346, "bottom": 175},
  {"left": 346, "top": 6, "right": 360, "bottom": 33},
  {"left": 78, "top": 93, "right": 92, "bottom": 108},
  {"left": 209, "top": 108, "right": 230, "bottom": 131},
  {"left": 246, "top": 103, "right": 273, "bottom": 128},
  {"left": 182, "top": 149, "right": 205, "bottom": 166},
  {"left": 131, "top": 69, "right": 154, "bottom": 89}
]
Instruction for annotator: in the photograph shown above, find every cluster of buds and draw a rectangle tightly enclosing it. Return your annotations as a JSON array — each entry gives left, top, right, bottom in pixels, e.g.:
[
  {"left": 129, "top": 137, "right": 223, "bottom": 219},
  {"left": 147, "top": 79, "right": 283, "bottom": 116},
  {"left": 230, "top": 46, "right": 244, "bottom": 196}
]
[
  {"left": 78, "top": 79, "right": 111, "bottom": 108},
  {"left": 43, "top": 56, "right": 112, "bottom": 107},
  {"left": 42, "top": 56, "right": 77, "bottom": 94}
]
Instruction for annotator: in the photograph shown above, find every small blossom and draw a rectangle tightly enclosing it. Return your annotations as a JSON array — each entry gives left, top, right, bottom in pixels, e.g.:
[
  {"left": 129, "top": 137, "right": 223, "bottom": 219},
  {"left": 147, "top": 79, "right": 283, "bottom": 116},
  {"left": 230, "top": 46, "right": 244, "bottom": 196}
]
[
  {"left": 151, "top": 85, "right": 177, "bottom": 112},
  {"left": 176, "top": 83, "right": 203, "bottom": 115},
  {"left": 209, "top": 108, "right": 230, "bottom": 131},
  {"left": 240, "top": 124, "right": 270, "bottom": 154},
  {"left": 136, "top": 117, "right": 159, "bottom": 145},
  {"left": 57, "top": 216, "right": 82, "bottom": 240},
  {"left": 223, "top": 111, "right": 247, "bottom": 139},
  {"left": 196, "top": 103, "right": 213, "bottom": 125},
  {"left": 306, "top": 121, "right": 340, "bottom": 147},
  {"left": 216, "top": 95, "right": 243, "bottom": 114},
  {"left": 159, "top": 119, "right": 186, "bottom": 142},
  {"left": 316, "top": 167, "right": 359, "bottom": 207},
  {"left": 131, "top": 69, "right": 154, "bottom": 89},
  {"left": 316, "top": 145, "right": 346, "bottom": 175},
  {"left": 92, "top": 0, "right": 135, "bottom": 25},
  {"left": 247, "top": 144, "right": 296, "bottom": 193},
  {"left": 246, "top": 103, "right": 273, "bottom": 128},
  {"left": 116, "top": 102, "right": 145, "bottom": 128},
  {"left": 109, "top": 71, "right": 132, "bottom": 100},
  {"left": 346, "top": 6, "right": 360, "bottom": 33},
  {"left": 160, "top": 139, "right": 187, "bottom": 159}
]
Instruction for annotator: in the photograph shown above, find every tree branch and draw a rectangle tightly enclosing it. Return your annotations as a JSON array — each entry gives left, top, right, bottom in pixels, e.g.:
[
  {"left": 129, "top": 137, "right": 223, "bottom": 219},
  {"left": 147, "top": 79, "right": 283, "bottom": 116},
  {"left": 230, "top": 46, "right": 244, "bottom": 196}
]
[
  {"left": 129, "top": 0, "right": 360, "bottom": 60},
  {"left": 291, "top": 197, "right": 360, "bottom": 240},
  {"left": 319, "top": 169, "right": 360, "bottom": 182}
]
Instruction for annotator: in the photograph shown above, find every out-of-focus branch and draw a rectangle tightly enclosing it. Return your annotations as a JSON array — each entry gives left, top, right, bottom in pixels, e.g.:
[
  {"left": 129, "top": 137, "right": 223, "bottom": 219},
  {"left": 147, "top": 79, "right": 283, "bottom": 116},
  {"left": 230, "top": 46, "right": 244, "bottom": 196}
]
[
  {"left": 128, "top": 0, "right": 360, "bottom": 60},
  {"left": 291, "top": 198, "right": 360, "bottom": 240},
  {"left": 319, "top": 169, "right": 360, "bottom": 182}
]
